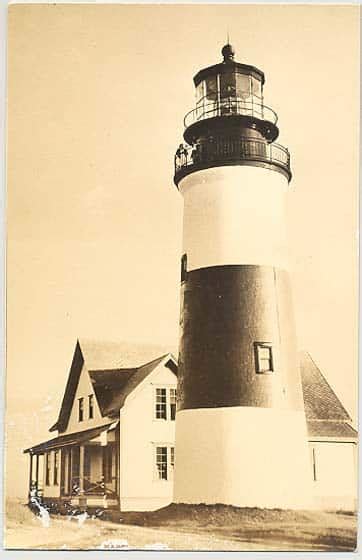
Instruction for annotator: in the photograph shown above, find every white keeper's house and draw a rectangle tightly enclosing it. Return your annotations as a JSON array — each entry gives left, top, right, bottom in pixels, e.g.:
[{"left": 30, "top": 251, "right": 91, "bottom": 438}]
[{"left": 24, "top": 340, "right": 357, "bottom": 512}]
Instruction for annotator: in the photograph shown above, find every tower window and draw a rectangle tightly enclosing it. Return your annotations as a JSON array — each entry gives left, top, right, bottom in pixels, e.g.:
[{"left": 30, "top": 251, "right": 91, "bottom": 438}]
[
  {"left": 254, "top": 342, "right": 274, "bottom": 373},
  {"left": 181, "top": 254, "right": 187, "bottom": 282},
  {"left": 78, "top": 397, "right": 84, "bottom": 422},
  {"left": 88, "top": 394, "right": 94, "bottom": 419}
]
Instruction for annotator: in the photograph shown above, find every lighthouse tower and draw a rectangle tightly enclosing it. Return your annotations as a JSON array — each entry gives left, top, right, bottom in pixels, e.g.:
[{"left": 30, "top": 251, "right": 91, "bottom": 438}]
[{"left": 173, "top": 45, "right": 313, "bottom": 509}]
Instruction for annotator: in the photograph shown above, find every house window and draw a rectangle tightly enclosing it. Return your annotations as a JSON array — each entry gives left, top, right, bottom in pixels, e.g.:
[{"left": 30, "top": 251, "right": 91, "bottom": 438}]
[
  {"left": 156, "top": 446, "right": 168, "bottom": 480},
  {"left": 78, "top": 397, "right": 84, "bottom": 422},
  {"left": 45, "top": 453, "right": 50, "bottom": 486},
  {"left": 155, "top": 388, "right": 177, "bottom": 420},
  {"left": 254, "top": 342, "right": 274, "bottom": 373},
  {"left": 170, "top": 388, "right": 177, "bottom": 420},
  {"left": 88, "top": 395, "right": 94, "bottom": 419},
  {"left": 155, "top": 446, "right": 174, "bottom": 481},
  {"left": 170, "top": 447, "right": 175, "bottom": 471},
  {"left": 53, "top": 451, "right": 59, "bottom": 486},
  {"left": 155, "top": 388, "right": 167, "bottom": 419}
]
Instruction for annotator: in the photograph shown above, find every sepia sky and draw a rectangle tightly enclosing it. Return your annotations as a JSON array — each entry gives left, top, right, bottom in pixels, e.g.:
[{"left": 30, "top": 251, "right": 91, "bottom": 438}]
[{"left": 6, "top": 4, "right": 359, "bottom": 497}]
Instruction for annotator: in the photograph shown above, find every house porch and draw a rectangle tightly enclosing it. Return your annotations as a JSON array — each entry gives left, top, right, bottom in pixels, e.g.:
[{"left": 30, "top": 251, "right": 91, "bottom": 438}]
[{"left": 24, "top": 422, "right": 120, "bottom": 511}]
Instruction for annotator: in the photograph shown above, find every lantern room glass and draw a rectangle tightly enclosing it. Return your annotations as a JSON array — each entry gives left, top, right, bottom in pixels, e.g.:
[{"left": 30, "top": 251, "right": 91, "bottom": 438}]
[{"left": 194, "top": 69, "right": 264, "bottom": 121}]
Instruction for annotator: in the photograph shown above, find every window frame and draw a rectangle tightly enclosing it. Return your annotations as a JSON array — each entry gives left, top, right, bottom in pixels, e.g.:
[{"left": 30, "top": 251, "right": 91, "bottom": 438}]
[
  {"left": 155, "top": 387, "right": 167, "bottom": 420},
  {"left": 155, "top": 445, "right": 168, "bottom": 481},
  {"left": 78, "top": 397, "right": 84, "bottom": 422},
  {"left": 169, "top": 388, "right": 177, "bottom": 421},
  {"left": 254, "top": 342, "right": 274, "bottom": 374},
  {"left": 181, "top": 253, "right": 187, "bottom": 282},
  {"left": 88, "top": 394, "right": 94, "bottom": 420},
  {"left": 154, "top": 444, "right": 175, "bottom": 482},
  {"left": 153, "top": 386, "right": 177, "bottom": 421},
  {"left": 170, "top": 446, "right": 175, "bottom": 472}
]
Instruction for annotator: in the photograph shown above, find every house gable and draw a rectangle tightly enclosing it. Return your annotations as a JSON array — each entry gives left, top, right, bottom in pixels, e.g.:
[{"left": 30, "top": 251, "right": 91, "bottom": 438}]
[
  {"left": 122, "top": 355, "right": 177, "bottom": 410},
  {"left": 90, "top": 354, "right": 177, "bottom": 416},
  {"left": 50, "top": 340, "right": 177, "bottom": 434},
  {"left": 65, "top": 361, "right": 105, "bottom": 435},
  {"left": 50, "top": 340, "right": 111, "bottom": 434},
  {"left": 50, "top": 340, "right": 84, "bottom": 433}
]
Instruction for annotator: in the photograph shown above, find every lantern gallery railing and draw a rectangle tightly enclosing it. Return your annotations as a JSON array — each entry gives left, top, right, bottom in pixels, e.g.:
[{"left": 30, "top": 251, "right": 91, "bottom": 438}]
[
  {"left": 184, "top": 98, "right": 278, "bottom": 128},
  {"left": 174, "top": 137, "right": 291, "bottom": 184}
]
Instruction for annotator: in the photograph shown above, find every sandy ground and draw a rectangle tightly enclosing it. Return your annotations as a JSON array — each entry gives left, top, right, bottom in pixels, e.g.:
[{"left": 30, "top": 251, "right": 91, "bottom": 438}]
[
  {"left": 5, "top": 513, "right": 264, "bottom": 551},
  {"left": 5, "top": 500, "right": 358, "bottom": 551}
]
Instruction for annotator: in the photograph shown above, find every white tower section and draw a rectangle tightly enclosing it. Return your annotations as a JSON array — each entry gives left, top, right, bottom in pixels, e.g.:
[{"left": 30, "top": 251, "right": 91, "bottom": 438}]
[{"left": 180, "top": 165, "right": 289, "bottom": 271}]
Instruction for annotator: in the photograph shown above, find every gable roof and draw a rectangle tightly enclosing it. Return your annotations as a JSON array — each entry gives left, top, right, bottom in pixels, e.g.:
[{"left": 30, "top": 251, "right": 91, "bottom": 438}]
[
  {"left": 49, "top": 340, "right": 84, "bottom": 432},
  {"left": 79, "top": 339, "right": 177, "bottom": 370},
  {"left": 50, "top": 339, "right": 177, "bottom": 433},
  {"left": 49, "top": 339, "right": 178, "bottom": 432},
  {"left": 300, "top": 351, "right": 351, "bottom": 421},
  {"left": 90, "top": 354, "right": 177, "bottom": 417}
]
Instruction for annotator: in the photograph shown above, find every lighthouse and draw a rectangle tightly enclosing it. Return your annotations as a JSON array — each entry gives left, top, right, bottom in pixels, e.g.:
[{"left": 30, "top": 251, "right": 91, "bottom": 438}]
[{"left": 173, "top": 44, "right": 313, "bottom": 509}]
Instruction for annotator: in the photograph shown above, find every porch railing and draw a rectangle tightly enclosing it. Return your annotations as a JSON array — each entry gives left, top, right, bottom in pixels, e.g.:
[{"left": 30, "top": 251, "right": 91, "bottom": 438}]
[{"left": 70, "top": 476, "right": 117, "bottom": 498}]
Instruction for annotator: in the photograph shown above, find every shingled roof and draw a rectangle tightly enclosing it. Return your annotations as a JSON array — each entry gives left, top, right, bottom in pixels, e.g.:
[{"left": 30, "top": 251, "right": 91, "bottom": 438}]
[
  {"left": 300, "top": 351, "right": 351, "bottom": 421},
  {"left": 79, "top": 339, "right": 177, "bottom": 370},
  {"left": 307, "top": 420, "right": 357, "bottom": 439},
  {"left": 89, "top": 354, "right": 177, "bottom": 417},
  {"left": 300, "top": 351, "right": 357, "bottom": 441}
]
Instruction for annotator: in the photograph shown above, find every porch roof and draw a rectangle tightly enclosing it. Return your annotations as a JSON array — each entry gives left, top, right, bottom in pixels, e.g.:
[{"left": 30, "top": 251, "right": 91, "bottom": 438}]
[{"left": 23, "top": 422, "right": 118, "bottom": 455}]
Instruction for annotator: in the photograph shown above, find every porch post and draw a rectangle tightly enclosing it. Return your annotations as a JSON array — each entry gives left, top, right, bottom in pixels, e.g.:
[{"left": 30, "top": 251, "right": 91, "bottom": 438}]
[
  {"left": 115, "top": 425, "right": 120, "bottom": 499},
  {"left": 28, "top": 453, "right": 33, "bottom": 496},
  {"left": 79, "top": 444, "right": 85, "bottom": 494},
  {"left": 78, "top": 444, "right": 87, "bottom": 510},
  {"left": 35, "top": 455, "right": 39, "bottom": 490}
]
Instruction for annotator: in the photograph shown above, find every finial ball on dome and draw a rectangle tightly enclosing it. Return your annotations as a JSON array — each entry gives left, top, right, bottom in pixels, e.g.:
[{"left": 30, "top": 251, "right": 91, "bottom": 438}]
[{"left": 222, "top": 43, "right": 235, "bottom": 61}]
